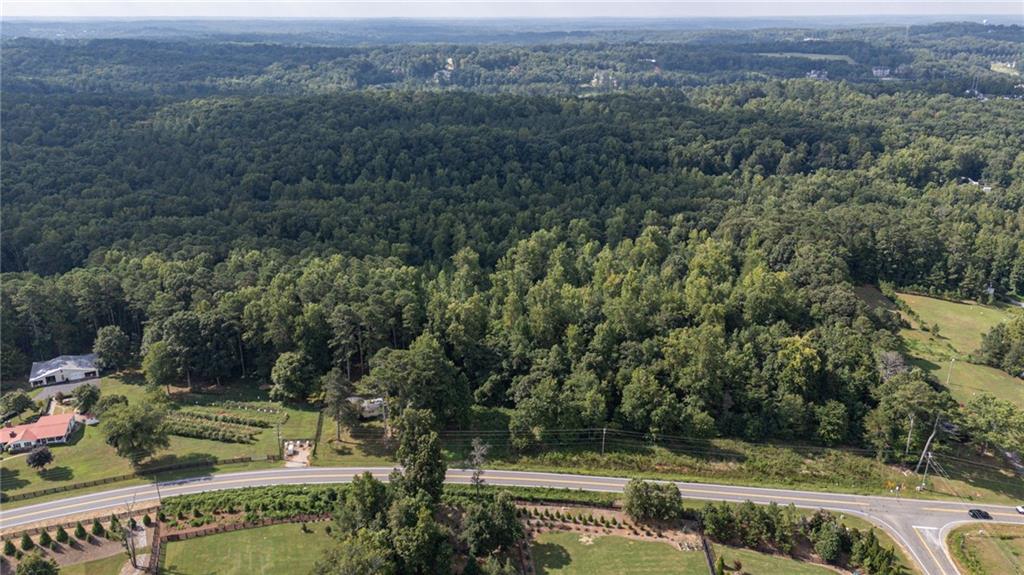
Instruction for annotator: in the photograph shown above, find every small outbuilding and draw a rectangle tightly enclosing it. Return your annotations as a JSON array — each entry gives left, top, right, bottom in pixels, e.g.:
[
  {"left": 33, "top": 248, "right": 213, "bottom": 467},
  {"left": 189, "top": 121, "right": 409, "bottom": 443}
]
[
  {"left": 28, "top": 354, "right": 100, "bottom": 388},
  {"left": 347, "top": 396, "right": 386, "bottom": 419}
]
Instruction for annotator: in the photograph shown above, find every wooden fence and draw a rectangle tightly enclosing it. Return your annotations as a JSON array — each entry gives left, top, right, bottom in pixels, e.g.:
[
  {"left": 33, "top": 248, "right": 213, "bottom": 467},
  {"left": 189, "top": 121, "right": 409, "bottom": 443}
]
[{"left": 1, "top": 454, "right": 280, "bottom": 503}]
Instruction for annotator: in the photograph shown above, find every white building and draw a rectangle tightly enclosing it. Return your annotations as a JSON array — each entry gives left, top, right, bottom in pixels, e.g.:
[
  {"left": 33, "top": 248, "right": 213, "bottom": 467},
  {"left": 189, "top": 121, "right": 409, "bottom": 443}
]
[
  {"left": 347, "top": 396, "right": 386, "bottom": 419},
  {"left": 28, "top": 354, "right": 100, "bottom": 388}
]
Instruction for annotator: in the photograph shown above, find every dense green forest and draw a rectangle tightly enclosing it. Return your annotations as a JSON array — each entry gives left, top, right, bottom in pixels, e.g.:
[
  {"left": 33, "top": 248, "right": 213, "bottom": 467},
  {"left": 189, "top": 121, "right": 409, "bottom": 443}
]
[{"left": 2, "top": 21, "right": 1022, "bottom": 459}]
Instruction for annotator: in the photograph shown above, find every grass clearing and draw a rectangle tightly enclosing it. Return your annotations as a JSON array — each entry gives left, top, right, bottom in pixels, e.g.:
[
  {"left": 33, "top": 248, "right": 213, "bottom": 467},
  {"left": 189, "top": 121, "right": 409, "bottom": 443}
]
[
  {"left": 61, "top": 553, "right": 130, "bottom": 575},
  {"left": 756, "top": 52, "right": 856, "bottom": 63},
  {"left": 531, "top": 531, "right": 832, "bottom": 574},
  {"left": 162, "top": 523, "right": 334, "bottom": 575},
  {"left": 948, "top": 523, "right": 1024, "bottom": 575},
  {"left": 532, "top": 531, "right": 702, "bottom": 574},
  {"left": 856, "top": 286, "right": 1023, "bottom": 409}
]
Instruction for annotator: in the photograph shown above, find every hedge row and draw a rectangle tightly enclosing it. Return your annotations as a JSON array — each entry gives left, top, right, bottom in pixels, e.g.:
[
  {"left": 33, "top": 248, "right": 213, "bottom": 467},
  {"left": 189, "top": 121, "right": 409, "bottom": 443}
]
[
  {"left": 164, "top": 417, "right": 257, "bottom": 443},
  {"left": 179, "top": 407, "right": 278, "bottom": 428}
]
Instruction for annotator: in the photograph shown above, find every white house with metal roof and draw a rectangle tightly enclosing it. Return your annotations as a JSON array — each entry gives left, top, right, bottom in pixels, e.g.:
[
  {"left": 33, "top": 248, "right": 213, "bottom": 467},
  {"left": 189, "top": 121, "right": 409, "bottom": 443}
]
[{"left": 29, "top": 354, "right": 100, "bottom": 388}]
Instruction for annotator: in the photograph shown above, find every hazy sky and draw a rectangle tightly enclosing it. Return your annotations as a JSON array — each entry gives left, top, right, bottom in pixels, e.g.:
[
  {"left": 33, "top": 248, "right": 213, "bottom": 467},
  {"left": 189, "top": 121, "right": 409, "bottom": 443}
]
[{"left": 4, "top": 1, "right": 1022, "bottom": 20}]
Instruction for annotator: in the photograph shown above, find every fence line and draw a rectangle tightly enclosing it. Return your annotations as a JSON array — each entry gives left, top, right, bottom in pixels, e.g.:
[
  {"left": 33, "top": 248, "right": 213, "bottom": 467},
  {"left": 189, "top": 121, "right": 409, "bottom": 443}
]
[
  {"left": 701, "top": 533, "right": 717, "bottom": 575},
  {"left": 0, "top": 506, "right": 159, "bottom": 540},
  {"left": 147, "top": 516, "right": 163, "bottom": 574},
  {"left": 1, "top": 454, "right": 280, "bottom": 503}
]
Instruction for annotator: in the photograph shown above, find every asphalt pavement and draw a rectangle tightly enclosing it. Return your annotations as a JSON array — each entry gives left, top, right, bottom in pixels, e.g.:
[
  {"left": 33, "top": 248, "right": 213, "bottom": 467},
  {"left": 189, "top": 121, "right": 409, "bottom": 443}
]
[{"left": 1, "top": 467, "right": 1021, "bottom": 575}]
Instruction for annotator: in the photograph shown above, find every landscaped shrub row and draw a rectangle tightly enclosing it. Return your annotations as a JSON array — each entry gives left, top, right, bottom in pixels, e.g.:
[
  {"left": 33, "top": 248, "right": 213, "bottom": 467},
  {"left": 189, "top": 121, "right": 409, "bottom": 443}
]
[
  {"left": 160, "top": 485, "right": 346, "bottom": 521},
  {"left": 215, "top": 401, "right": 288, "bottom": 420},
  {"left": 164, "top": 416, "right": 258, "bottom": 443},
  {"left": 178, "top": 407, "right": 276, "bottom": 428}
]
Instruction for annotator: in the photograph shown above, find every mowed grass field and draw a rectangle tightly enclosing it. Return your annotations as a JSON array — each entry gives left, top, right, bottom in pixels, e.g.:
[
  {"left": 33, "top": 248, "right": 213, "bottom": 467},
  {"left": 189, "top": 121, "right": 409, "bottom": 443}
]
[
  {"left": 61, "top": 552, "right": 132, "bottom": 575},
  {"left": 856, "top": 286, "right": 1022, "bottom": 409},
  {"left": 1, "top": 374, "right": 319, "bottom": 498},
  {"left": 532, "top": 531, "right": 833, "bottom": 575},
  {"left": 162, "top": 523, "right": 334, "bottom": 575},
  {"left": 949, "top": 523, "right": 1024, "bottom": 575}
]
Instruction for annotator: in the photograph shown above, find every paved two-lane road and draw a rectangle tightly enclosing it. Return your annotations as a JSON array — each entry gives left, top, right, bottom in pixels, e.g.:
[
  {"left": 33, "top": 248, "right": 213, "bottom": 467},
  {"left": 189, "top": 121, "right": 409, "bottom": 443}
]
[{"left": 1, "top": 467, "right": 1021, "bottom": 574}]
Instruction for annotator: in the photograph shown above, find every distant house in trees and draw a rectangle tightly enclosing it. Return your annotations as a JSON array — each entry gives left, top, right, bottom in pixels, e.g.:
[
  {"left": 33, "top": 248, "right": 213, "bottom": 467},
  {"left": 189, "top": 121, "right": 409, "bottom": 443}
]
[
  {"left": 0, "top": 413, "right": 78, "bottom": 452},
  {"left": 347, "top": 396, "right": 386, "bottom": 419},
  {"left": 28, "top": 354, "right": 100, "bottom": 388}
]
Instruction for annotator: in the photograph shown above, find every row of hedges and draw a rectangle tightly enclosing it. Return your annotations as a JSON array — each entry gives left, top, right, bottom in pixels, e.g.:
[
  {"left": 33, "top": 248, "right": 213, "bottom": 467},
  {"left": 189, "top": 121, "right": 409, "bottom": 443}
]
[
  {"left": 179, "top": 406, "right": 279, "bottom": 428},
  {"left": 165, "top": 415, "right": 261, "bottom": 443},
  {"left": 159, "top": 485, "right": 347, "bottom": 521}
]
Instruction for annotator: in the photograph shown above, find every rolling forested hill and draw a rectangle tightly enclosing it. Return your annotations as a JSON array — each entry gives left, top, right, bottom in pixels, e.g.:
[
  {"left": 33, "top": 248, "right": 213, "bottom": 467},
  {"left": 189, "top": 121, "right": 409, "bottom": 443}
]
[{"left": 2, "top": 21, "right": 1022, "bottom": 461}]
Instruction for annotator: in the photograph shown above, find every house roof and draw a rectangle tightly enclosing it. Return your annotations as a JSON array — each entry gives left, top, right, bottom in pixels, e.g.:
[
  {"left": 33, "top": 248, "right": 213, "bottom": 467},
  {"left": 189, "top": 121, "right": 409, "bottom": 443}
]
[
  {"left": 0, "top": 413, "right": 75, "bottom": 445},
  {"left": 29, "top": 354, "right": 98, "bottom": 381}
]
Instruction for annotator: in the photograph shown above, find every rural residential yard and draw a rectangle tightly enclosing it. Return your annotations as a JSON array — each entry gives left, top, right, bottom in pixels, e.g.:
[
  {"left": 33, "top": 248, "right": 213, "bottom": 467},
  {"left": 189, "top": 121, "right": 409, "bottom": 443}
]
[{"left": 0, "top": 374, "right": 320, "bottom": 500}]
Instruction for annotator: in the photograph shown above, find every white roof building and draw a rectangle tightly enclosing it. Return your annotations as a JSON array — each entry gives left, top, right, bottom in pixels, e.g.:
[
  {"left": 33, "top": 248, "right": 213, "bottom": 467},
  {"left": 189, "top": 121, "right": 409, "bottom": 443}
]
[{"left": 29, "top": 354, "right": 100, "bottom": 388}]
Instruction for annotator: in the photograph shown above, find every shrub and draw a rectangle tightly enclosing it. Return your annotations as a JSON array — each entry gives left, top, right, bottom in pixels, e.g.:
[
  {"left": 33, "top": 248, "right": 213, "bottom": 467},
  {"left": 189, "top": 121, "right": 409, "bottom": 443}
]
[
  {"left": 143, "top": 514, "right": 153, "bottom": 527},
  {"left": 623, "top": 479, "right": 683, "bottom": 524}
]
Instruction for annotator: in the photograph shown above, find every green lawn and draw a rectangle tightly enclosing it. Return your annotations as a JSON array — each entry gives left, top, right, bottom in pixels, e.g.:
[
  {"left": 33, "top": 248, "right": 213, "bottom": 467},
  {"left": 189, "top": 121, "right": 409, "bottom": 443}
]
[
  {"left": 61, "top": 552, "right": 131, "bottom": 575},
  {"left": 948, "top": 523, "right": 1024, "bottom": 575},
  {"left": 532, "top": 531, "right": 831, "bottom": 575},
  {"left": 896, "top": 292, "right": 1013, "bottom": 355},
  {"left": 894, "top": 291, "right": 1023, "bottom": 409},
  {"left": 3, "top": 374, "right": 322, "bottom": 499},
  {"left": 532, "top": 531, "right": 702, "bottom": 574},
  {"left": 162, "top": 523, "right": 334, "bottom": 575},
  {"left": 712, "top": 544, "right": 834, "bottom": 575},
  {"left": 756, "top": 52, "right": 856, "bottom": 63}
]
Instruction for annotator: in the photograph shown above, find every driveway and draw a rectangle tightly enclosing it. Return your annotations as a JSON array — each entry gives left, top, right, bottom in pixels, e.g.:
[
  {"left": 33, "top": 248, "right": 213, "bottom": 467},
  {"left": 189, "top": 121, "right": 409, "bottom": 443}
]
[{"left": 31, "top": 378, "right": 99, "bottom": 400}]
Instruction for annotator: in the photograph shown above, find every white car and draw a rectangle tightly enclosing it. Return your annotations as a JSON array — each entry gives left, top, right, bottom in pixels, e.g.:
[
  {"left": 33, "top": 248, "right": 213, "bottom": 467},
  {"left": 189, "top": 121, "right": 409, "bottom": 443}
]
[{"left": 1016, "top": 505, "right": 1024, "bottom": 515}]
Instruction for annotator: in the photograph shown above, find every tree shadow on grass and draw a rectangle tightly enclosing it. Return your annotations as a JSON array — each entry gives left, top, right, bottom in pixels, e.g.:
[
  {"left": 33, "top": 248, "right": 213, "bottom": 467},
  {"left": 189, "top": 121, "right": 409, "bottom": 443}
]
[
  {"left": 0, "top": 466, "right": 29, "bottom": 491},
  {"left": 38, "top": 466, "right": 74, "bottom": 481},
  {"left": 532, "top": 542, "right": 572, "bottom": 574}
]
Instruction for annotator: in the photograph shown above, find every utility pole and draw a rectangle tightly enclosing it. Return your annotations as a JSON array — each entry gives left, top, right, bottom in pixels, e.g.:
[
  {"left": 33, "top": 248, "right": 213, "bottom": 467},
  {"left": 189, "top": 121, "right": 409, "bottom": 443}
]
[
  {"left": 916, "top": 414, "right": 940, "bottom": 475},
  {"left": 916, "top": 358, "right": 954, "bottom": 473},
  {"left": 904, "top": 413, "right": 915, "bottom": 456},
  {"left": 919, "top": 452, "right": 933, "bottom": 490}
]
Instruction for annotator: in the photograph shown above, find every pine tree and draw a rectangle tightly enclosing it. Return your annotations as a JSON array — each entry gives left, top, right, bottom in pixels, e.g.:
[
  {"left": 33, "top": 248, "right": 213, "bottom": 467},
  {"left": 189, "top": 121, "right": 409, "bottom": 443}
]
[
  {"left": 91, "top": 518, "right": 105, "bottom": 536},
  {"left": 3, "top": 539, "right": 15, "bottom": 556},
  {"left": 55, "top": 526, "right": 69, "bottom": 543},
  {"left": 20, "top": 533, "right": 34, "bottom": 551},
  {"left": 38, "top": 530, "right": 52, "bottom": 547},
  {"left": 74, "top": 521, "right": 87, "bottom": 539}
]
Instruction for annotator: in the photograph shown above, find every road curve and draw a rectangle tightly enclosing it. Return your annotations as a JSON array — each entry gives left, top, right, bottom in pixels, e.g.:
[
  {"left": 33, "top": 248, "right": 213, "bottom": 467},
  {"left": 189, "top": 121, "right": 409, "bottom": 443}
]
[{"left": 1, "top": 467, "right": 1021, "bottom": 575}]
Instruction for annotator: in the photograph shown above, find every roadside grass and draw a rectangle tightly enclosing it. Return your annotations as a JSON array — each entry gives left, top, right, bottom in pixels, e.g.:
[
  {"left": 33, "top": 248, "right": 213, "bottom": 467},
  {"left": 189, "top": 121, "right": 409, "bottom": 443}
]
[
  {"left": 948, "top": 523, "right": 1024, "bottom": 575},
  {"left": 311, "top": 420, "right": 393, "bottom": 467},
  {"left": 3, "top": 373, "right": 322, "bottom": 500},
  {"left": 711, "top": 543, "right": 836, "bottom": 575},
  {"left": 162, "top": 522, "right": 334, "bottom": 575}
]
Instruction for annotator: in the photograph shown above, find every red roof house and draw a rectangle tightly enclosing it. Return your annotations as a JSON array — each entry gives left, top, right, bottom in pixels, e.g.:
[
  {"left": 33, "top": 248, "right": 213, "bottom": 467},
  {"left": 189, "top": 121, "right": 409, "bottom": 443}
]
[{"left": 0, "top": 413, "right": 78, "bottom": 452}]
